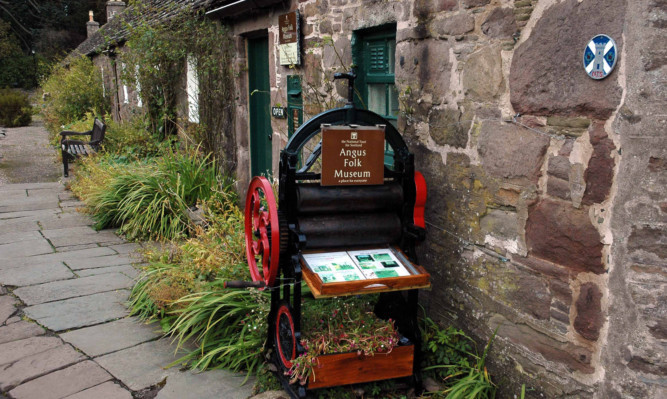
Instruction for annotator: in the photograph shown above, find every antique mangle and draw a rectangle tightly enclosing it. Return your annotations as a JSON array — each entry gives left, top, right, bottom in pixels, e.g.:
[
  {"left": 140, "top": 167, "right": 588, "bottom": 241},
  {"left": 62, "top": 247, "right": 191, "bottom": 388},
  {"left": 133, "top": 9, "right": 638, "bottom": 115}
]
[{"left": 241, "top": 72, "right": 431, "bottom": 397}]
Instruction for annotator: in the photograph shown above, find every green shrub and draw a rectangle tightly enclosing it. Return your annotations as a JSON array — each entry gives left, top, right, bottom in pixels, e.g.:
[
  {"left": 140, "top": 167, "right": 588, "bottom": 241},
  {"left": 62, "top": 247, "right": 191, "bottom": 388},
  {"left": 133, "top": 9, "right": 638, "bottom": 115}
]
[
  {"left": 74, "top": 148, "right": 223, "bottom": 240},
  {"left": 0, "top": 89, "right": 32, "bottom": 127},
  {"left": 40, "top": 55, "right": 109, "bottom": 136}
]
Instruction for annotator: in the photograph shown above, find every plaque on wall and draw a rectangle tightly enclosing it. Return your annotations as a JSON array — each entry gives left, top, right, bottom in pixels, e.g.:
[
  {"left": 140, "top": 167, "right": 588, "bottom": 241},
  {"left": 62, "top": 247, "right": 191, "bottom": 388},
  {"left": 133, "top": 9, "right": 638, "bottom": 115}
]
[
  {"left": 321, "top": 125, "right": 385, "bottom": 186},
  {"left": 278, "top": 11, "right": 301, "bottom": 66}
]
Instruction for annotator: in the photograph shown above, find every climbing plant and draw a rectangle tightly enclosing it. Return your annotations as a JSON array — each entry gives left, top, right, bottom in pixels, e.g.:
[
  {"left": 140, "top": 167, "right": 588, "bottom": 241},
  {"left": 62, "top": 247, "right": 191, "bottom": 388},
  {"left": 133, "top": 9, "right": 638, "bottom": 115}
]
[{"left": 118, "top": 3, "right": 237, "bottom": 173}]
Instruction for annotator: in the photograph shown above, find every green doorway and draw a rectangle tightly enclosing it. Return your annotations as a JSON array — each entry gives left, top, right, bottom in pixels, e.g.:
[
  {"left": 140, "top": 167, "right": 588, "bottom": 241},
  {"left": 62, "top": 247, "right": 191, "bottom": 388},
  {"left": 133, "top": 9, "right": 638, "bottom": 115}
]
[{"left": 248, "top": 35, "right": 272, "bottom": 178}]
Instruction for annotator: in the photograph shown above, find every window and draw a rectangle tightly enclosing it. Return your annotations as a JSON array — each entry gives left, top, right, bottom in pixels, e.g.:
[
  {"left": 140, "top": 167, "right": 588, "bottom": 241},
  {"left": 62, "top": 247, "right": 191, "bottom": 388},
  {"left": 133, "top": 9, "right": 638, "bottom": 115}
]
[{"left": 353, "top": 26, "right": 397, "bottom": 166}]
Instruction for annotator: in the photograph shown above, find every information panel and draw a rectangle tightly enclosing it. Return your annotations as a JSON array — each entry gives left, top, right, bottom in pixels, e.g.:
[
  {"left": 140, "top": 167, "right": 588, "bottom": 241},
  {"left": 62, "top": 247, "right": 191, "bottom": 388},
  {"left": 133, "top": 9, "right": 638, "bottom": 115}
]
[
  {"left": 278, "top": 11, "right": 300, "bottom": 66},
  {"left": 302, "top": 248, "right": 412, "bottom": 283},
  {"left": 321, "top": 125, "right": 385, "bottom": 186}
]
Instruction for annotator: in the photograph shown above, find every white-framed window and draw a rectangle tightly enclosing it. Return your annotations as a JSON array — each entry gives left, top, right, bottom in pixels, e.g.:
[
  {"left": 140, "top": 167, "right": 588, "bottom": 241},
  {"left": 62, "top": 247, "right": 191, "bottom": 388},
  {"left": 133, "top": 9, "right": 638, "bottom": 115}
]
[{"left": 186, "top": 55, "right": 199, "bottom": 123}]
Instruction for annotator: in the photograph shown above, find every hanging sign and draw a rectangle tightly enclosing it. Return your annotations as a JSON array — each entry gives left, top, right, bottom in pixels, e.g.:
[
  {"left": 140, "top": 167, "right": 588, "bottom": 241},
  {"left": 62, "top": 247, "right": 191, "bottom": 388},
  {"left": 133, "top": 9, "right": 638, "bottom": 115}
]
[
  {"left": 278, "top": 11, "right": 300, "bottom": 66},
  {"left": 583, "top": 34, "right": 617, "bottom": 80},
  {"left": 321, "top": 125, "right": 385, "bottom": 186}
]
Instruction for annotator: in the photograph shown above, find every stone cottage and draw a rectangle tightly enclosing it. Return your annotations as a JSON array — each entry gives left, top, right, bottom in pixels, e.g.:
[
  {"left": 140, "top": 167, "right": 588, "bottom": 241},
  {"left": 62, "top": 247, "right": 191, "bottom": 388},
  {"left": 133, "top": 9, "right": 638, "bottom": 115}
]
[{"left": 72, "top": 1, "right": 666, "bottom": 397}]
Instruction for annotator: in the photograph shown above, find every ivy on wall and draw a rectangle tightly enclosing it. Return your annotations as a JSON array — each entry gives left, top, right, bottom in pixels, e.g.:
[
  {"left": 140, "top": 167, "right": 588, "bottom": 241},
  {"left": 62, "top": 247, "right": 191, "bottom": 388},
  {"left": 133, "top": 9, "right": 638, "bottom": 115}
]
[{"left": 117, "top": 3, "right": 236, "bottom": 173}]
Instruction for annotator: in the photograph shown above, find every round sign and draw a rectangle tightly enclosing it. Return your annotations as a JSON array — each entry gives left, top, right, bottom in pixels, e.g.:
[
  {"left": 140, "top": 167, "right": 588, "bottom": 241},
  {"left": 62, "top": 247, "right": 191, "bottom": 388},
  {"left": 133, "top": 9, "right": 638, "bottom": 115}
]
[{"left": 583, "top": 34, "right": 617, "bottom": 80}]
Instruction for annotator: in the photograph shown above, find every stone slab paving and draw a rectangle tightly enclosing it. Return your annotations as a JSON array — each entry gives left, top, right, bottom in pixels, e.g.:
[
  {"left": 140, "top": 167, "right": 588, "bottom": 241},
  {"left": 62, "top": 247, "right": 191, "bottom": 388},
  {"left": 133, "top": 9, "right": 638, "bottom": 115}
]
[
  {"left": 155, "top": 370, "right": 254, "bottom": 399},
  {"left": 0, "top": 321, "right": 45, "bottom": 345},
  {"left": 0, "top": 262, "right": 74, "bottom": 286},
  {"left": 0, "top": 344, "right": 85, "bottom": 391},
  {"left": 0, "top": 180, "right": 256, "bottom": 399},
  {"left": 94, "top": 339, "right": 188, "bottom": 391},
  {"left": 2, "top": 246, "right": 118, "bottom": 270},
  {"left": 64, "top": 254, "right": 135, "bottom": 270},
  {"left": 61, "top": 317, "right": 160, "bottom": 357},
  {"left": 77, "top": 264, "right": 139, "bottom": 279},
  {"left": 15, "top": 272, "right": 134, "bottom": 305},
  {"left": 24, "top": 290, "right": 130, "bottom": 331},
  {"left": 62, "top": 381, "right": 132, "bottom": 399},
  {"left": 0, "top": 295, "right": 18, "bottom": 323},
  {"left": 0, "top": 239, "right": 55, "bottom": 260},
  {"left": 8, "top": 360, "right": 112, "bottom": 399}
]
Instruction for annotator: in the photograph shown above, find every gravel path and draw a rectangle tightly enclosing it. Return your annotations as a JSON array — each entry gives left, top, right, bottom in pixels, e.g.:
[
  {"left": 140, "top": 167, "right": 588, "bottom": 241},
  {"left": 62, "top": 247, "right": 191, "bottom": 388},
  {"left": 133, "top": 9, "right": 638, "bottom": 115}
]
[{"left": 0, "top": 119, "right": 62, "bottom": 185}]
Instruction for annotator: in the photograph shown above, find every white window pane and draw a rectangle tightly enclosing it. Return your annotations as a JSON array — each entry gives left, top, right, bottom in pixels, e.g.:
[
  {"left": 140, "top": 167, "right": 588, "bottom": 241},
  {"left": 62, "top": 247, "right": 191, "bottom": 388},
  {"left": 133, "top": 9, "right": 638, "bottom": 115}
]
[
  {"left": 187, "top": 56, "right": 199, "bottom": 123},
  {"left": 368, "top": 84, "right": 386, "bottom": 115},
  {"left": 387, "top": 40, "right": 395, "bottom": 74},
  {"left": 388, "top": 84, "right": 399, "bottom": 118}
]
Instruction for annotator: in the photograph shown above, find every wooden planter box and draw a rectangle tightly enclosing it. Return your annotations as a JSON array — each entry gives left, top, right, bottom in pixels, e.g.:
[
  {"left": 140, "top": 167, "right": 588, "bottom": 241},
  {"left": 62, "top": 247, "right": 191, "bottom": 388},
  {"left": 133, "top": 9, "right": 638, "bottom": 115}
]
[{"left": 306, "top": 345, "right": 414, "bottom": 389}]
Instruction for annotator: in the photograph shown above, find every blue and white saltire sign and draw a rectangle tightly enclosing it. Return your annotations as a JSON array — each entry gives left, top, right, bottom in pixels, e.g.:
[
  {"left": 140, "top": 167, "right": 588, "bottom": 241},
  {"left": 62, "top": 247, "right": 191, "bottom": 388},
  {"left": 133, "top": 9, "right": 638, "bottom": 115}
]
[{"left": 583, "top": 34, "right": 617, "bottom": 80}]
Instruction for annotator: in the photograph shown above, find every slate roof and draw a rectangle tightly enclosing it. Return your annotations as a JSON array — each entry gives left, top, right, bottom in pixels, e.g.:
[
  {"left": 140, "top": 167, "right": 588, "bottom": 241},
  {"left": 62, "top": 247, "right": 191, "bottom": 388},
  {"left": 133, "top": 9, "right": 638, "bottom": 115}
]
[{"left": 68, "top": 0, "right": 283, "bottom": 60}]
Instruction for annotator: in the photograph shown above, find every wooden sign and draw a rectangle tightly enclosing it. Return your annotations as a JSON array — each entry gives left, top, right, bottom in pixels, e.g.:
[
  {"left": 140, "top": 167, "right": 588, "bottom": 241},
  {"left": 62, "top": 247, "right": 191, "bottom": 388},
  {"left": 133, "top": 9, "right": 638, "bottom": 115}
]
[
  {"left": 278, "top": 11, "right": 300, "bottom": 65},
  {"left": 321, "top": 125, "right": 385, "bottom": 186}
]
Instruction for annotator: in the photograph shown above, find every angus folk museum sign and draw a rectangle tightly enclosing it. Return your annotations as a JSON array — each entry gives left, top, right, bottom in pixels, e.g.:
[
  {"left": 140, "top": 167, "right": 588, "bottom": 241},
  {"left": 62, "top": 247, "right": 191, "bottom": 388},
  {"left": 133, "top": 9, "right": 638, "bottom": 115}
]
[
  {"left": 321, "top": 125, "right": 385, "bottom": 186},
  {"left": 278, "top": 11, "right": 301, "bottom": 66}
]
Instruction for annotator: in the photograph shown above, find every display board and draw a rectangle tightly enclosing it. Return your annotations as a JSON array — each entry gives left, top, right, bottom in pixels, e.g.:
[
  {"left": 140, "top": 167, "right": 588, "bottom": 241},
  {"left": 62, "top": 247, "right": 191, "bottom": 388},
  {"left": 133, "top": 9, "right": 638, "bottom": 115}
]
[{"left": 300, "top": 246, "right": 430, "bottom": 298}]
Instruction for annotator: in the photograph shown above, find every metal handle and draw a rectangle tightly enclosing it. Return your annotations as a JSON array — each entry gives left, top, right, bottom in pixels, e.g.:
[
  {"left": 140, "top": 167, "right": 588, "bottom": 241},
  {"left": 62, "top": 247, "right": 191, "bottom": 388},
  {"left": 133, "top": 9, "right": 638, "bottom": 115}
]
[{"left": 268, "top": 133, "right": 272, "bottom": 141}]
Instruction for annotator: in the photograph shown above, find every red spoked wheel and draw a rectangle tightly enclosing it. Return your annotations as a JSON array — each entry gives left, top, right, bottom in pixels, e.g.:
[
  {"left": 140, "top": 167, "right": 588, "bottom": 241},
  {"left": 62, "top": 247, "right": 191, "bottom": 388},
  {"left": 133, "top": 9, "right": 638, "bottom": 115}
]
[
  {"left": 244, "top": 176, "right": 280, "bottom": 288},
  {"left": 275, "top": 301, "right": 296, "bottom": 370}
]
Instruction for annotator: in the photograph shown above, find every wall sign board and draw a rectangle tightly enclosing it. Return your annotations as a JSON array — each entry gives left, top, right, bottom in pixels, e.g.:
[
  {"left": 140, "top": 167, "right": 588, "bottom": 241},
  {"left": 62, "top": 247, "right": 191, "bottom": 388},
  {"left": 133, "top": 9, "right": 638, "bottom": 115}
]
[
  {"left": 278, "top": 11, "right": 301, "bottom": 66},
  {"left": 321, "top": 125, "right": 385, "bottom": 186},
  {"left": 272, "top": 107, "right": 286, "bottom": 118},
  {"left": 583, "top": 34, "right": 617, "bottom": 80}
]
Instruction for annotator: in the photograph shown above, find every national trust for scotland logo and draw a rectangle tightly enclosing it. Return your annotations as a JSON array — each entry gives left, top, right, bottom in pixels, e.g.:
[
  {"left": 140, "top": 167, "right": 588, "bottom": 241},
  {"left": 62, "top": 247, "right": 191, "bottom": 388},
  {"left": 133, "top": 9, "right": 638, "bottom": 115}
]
[{"left": 583, "top": 34, "right": 617, "bottom": 80}]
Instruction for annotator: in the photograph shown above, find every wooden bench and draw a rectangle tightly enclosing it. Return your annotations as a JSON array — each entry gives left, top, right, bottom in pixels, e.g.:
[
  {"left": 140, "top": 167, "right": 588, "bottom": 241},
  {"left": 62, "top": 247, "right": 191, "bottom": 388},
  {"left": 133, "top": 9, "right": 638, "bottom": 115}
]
[{"left": 60, "top": 118, "right": 106, "bottom": 177}]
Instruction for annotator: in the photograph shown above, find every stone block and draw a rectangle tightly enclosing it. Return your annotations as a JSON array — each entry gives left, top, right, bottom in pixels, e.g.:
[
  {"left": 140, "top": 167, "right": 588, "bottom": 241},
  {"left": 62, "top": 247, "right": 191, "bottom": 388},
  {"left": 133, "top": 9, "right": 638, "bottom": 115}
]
[
  {"left": 627, "top": 225, "right": 667, "bottom": 263},
  {"left": 428, "top": 107, "right": 470, "bottom": 148},
  {"left": 477, "top": 121, "right": 549, "bottom": 182},
  {"left": 430, "top": 13, "right": 475, "bottom": 37},
  {"left": 61, "top": 317, "right": 160, "bottom": 357},
  {"left": 0, "top": 344, "right": 85, "bottom": 391},
  {"left": 509, "top": 0, "right": 625, "bottom": 118},
  {"left": 548, "top": 156, "right": 571, "bottom": 180},
  {"left": 0, "top": 262, "right": 74, "bottom": 287},
  {"left": 481, "top": 7, "right": 517, "bottom": 38},
  {"left": 462, "top": 0, "right": 490, "bottom": 8},
  {"left": 525, "top": 200, "right": 604, "bottom": 274},
  {"left": 480, "top": 209, "right": 518, "bottom": 240},
  {"left": 413, "top": 0, "right": 457, "bottom": 19},
  {"left": 395, "top": 39, "right": 451, "bottom": 103},
  {"left": 462, "top": 45, "right": 504, "bottom": 101},
  {"left": 0, "top": 295, "right": 18, "bottom": 324},
  {"left": 9, "top": 360, "right": 111, "bottom": 399},
  {"left": 582, "top": 124, "right": 616, "bottom": 205},
  {"left": 63, "top": 381, "right": 132, "bottom": 399},
  {"left": 547, "top": 176, "right": 571, "bottom": 200},
  {"left": 23, "top": 290, "right": 129, "bottom": 332},
  {"left": 0, "top": 321, "right": 45, "bottom": 345},
  {"left": 573, "top": 282, "right": 603, "bottom": 341},
  {"left": 489, "top": 314, "right": 594, "bottom": 373}
]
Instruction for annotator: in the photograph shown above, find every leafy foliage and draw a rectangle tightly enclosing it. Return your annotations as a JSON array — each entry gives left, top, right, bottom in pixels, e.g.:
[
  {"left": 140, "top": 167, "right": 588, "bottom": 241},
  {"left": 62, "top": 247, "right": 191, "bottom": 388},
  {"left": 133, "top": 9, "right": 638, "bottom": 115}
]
[
  {"left": 40, "top": 55, "right": 109, "bottom": 136},
  {"left": 71, "top": 148, "right": 223, "bottom": 240},
  {"left": 421, "top": 317, "right": 497, "bottom": 399},
  {"left": 0, "top": 89, "right": 32, "bottom": 127}
]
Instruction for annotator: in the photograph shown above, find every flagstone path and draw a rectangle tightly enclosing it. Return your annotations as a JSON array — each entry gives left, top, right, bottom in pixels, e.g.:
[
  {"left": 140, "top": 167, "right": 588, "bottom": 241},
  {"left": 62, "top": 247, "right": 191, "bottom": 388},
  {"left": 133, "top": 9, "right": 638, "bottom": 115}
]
[{"left": 0, "top": 124, "right": 256, "bottom": 398}]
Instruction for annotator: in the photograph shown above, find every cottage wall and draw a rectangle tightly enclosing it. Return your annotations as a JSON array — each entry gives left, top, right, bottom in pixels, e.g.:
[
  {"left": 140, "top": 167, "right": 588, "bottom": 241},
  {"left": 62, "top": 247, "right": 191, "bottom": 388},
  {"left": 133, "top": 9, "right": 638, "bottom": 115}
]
[{"left": 224, "top": 0, "right": 666, "bottom": 397}]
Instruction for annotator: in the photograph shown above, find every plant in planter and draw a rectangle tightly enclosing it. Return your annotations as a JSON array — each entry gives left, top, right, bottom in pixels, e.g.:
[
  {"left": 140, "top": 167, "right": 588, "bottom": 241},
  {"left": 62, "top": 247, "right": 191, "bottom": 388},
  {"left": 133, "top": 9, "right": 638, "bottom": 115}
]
[{"left": 287, "top": 296, "right": 401, "bottom": 386}]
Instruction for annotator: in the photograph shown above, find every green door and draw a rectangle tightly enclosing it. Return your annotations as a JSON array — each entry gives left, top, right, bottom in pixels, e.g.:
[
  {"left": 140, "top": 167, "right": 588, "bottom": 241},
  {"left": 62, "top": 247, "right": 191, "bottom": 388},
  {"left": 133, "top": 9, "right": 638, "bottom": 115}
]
[{"left": 248, "top": 36, "right": 272, "bottom": 177}]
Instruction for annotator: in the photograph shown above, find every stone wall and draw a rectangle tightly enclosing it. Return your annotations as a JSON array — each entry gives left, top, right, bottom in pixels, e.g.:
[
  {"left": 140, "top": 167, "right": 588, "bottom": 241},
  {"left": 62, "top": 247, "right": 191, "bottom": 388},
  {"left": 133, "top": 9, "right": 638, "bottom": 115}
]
[{"left": 231, "top": 0, "right": 666, "bottom": 397}]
